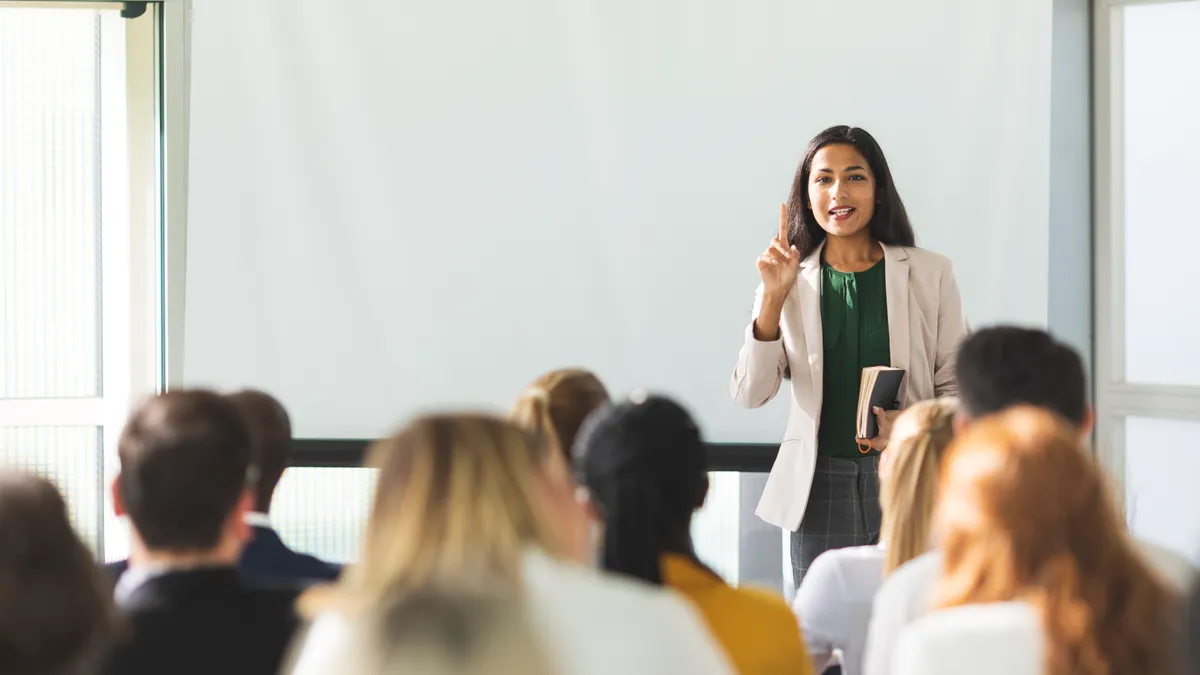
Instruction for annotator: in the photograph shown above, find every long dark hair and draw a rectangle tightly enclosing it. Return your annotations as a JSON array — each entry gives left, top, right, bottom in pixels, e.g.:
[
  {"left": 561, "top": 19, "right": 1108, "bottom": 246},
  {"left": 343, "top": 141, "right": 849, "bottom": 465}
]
[
  {"left": 786, "top": 125, "right": 916, "bottom": 260},
  {"left": 0, "top": 471, "right": 117, "bottom": 675},
  {"left": 573, "top": 395, "right": 709, "bottom": 584}
]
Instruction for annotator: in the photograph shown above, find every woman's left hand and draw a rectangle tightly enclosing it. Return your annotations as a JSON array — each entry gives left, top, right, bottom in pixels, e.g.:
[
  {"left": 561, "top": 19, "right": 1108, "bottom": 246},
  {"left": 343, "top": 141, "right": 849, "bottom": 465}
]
[{"left": 857, "top": 406, "right": 902, "bottom": 451}]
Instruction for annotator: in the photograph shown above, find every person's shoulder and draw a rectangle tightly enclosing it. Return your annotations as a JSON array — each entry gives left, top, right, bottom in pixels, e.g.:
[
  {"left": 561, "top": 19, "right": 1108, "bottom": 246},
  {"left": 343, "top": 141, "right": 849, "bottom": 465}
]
[
  {"left": 875, "top": 550, "right": 942, "bottom": 610},
  {"left": 810, "top": 544, "right": 884, "bottom": 585},
  {"left": 524, "top": 550, "right": 712, "bottom": 630},
  {"left": 896, "top": 246, "right": 955, "bottom": 273},
  {"left": 1133, "top": 538, "right": 1197, "bottom": 591},
  {"left": 526, "top": 549, "right": 661, "bottom": 605},
  {"left": 288, "top": 611, "right": 354, "bottom": 675},
  {"left": 725, "top": 583, "right": 799, "bottom": 627}
]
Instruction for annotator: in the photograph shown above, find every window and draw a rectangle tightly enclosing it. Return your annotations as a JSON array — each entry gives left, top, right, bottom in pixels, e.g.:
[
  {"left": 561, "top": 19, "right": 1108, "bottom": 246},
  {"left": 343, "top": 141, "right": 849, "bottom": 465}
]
[
  {"left": 0, "top": 3, "right": 162, "bottom": 560},
  {"left": 1094, "top": 0, "right": 1200, "bottom": 562}
]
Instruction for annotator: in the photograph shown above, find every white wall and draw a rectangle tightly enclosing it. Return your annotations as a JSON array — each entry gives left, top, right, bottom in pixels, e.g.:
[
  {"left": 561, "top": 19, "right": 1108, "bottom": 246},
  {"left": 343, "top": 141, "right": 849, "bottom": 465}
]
[{"left": 184, "top": 0, "right": 1054, "bottom": 441}]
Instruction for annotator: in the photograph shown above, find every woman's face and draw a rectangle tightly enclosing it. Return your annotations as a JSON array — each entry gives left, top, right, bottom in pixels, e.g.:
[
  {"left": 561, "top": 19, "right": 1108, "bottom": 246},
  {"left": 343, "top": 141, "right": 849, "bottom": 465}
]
[{"left": 806, "top": 143, "right": 877, "bottom": 239}]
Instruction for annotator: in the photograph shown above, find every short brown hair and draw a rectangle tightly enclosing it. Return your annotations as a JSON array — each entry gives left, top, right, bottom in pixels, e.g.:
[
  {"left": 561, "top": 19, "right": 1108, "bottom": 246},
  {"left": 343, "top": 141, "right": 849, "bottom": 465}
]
[
  {"left": 0, "top": 471, "right": 116, "bottom": 675},
  {"left": 225, "top": 389, "right": 292, "bottom": 513},
  {"left": 117, "top": 389, "right": 252, "bottom": 551}
]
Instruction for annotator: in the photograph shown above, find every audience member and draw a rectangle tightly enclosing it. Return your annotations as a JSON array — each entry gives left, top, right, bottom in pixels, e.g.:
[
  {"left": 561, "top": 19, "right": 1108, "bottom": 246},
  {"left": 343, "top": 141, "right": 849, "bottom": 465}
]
[
  {"left": 792, "top": 398, "right": 956, "bottom": 675},
  {"left": 1187, "top": 580, "right": 1200, "bottom": 674},
  {"left": 288, "top": 589, "right": 555, "bottom": 675},
  {"left": 107, "top": 389, "right": 340, "bottom": 587},
  {"left": 0, "top": 471, "right": 116, "bottom": 675},
  {"left": 574, "top": 394, "right": 811, "bottom": 675},
  {"left": 863, "top": 326, "right": 1194, "bottom": 675},
  {"left": 925, "top": 408, "right": 1176, "bottom": 675},
  {"left": 290, "top": 413, "right": 735, "bottom": 675},
  {"left": 225, "top": 389, "right": 341, "bottom": 583},
  {"left": 511, "top": 368, "right": 610, "bottom": 468},
  {"left": 97, "top": 390, "right": 300, "bottom": 675}
]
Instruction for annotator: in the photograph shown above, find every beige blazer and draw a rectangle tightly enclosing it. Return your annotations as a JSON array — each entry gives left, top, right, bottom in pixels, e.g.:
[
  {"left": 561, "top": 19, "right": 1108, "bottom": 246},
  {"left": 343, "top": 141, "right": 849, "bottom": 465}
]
[{"left": 730, "top": 243, "right": 968, "bottom": 531}]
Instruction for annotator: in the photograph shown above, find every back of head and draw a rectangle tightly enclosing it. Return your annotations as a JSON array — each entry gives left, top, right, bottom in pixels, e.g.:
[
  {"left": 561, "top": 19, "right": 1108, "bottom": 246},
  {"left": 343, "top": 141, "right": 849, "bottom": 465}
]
[
  {"left": 225, "top": 389, "right": 292, "bottom": 513},
  {"left": 878, "top": 398, "right": 957, "bottom": 576},
  {"left": 933, "top": 407, "right": 1173, "bottom": 675},
  {"left": 0, "top": 471, "right": 115, "bottom": 675},
  {"left": 331, "top": 414, "right": 560, "bottom": 613},
  {"left": 117, "top": 389, "right": 252, "bottom": 552},
  {"left": 954, "top": 327, "right": 1088, "bottom": 426},
  {"left": 510, "top": 369, "right": 609, "bottom": 468},
  {"left": 574, "top": 394, "right": 708, "bottom": 584},
  {"left": 322, "top": 589, "right": 554, "bottom": 675}
]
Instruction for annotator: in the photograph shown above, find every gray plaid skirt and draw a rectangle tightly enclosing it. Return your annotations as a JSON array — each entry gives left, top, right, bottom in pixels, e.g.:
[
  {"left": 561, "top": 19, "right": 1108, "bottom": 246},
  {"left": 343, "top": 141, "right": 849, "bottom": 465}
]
[{"left": 790, "top": 455, "right": 882, "bottom": 584}]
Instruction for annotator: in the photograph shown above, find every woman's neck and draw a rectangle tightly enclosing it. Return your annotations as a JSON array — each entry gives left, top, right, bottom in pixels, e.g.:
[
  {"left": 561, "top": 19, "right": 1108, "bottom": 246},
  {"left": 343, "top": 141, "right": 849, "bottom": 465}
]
[{"left": 824, "top": 232, "right": 882, "bottom": 272}]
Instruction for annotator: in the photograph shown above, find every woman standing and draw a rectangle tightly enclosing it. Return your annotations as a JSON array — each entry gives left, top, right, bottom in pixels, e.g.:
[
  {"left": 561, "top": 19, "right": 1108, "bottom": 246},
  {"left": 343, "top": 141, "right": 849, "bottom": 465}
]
[
  {"left": 731, "top": 125, "right": 968, "bottom": 584},
  {"left": 792, "top": 399, "right": 957, "bottom": 675}
]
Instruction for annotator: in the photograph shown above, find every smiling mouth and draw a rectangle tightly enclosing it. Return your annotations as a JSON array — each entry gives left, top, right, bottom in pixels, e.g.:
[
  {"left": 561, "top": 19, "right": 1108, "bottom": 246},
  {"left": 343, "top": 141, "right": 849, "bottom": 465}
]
[{"left": 830, "top": 206, "right": 856, "bottom": 219}]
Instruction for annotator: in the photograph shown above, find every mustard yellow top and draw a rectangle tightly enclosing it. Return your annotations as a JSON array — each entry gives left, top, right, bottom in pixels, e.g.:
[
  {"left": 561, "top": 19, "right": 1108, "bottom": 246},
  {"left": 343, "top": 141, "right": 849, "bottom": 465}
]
[{"left": 662, "top": 554, "right": 814, "bottom": 675}]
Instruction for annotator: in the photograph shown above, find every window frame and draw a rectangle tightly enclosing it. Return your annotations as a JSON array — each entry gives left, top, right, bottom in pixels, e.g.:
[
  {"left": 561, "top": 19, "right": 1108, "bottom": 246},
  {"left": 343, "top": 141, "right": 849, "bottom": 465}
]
[
  {"left": 0, "top": 0, "right": 172, "bottom": 560},
  {"left": 1092, "top": 0, "right": 1200, "bottom": 508}
]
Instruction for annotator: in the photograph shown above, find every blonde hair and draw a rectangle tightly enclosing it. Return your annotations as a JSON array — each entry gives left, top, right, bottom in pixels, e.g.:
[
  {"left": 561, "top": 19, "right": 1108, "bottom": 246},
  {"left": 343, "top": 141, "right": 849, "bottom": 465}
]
[
  {"left": 307, "top": 415, "right": 561, "bottom": 616},
  {"left": 300, "top": 589, "right": 555, "bottom": 675},
  {"left": 511, "top": 368, "right": 609, "bottom": 464},
  {"left": 879, "top": 398, "right": 958, "bottom": 576},
  {"left": 933, "top": 407, "right": 1174, "bottom": 675}
]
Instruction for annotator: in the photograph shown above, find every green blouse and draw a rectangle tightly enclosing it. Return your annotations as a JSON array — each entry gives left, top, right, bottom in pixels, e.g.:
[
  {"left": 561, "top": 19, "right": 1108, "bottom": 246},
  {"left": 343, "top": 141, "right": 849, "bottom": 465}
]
[{"left": 817, "top": 259, "right": 891, "bottom": 458}]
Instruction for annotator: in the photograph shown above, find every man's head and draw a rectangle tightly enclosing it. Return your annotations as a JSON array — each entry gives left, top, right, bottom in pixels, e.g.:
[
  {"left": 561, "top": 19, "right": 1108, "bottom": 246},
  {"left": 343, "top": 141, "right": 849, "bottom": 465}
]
[
  {"left": 225, "top": 389, "right": 292, "bottom": 514},
  {"left": 954, "top": 326, "right": 1091, "bottom": 433},
  {"left": 113, "top": 389, "right": 253, "bottom": 557}
]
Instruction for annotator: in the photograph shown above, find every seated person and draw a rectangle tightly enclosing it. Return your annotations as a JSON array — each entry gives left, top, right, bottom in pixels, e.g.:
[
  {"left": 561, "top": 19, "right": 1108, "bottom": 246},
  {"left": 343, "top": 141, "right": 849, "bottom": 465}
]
[
  {"left": 917, "top": 407, "right": 1175, "bottom": 675},
  {"left": 0, "top": 471, "right": 116, "bottom": 675},
  {"left": 288, "top": 413, "right": 735, "bottom": 675},
  {"left": 792, "top": 398, "right": 956, "bottom": 675},
  {"left": 510, "top": 368, "right": 610, "bottom": 466},
  {"left": 225, "top": 389, "right": 341, "bottom": 583},
  {"left": 863, "top": 326, "right": 1194, "bottom": 675},
  {"left": 108, "top": 389, "right": 339, "bottom": 586},
  {"left": 287, "top": 589, "right": 555, "bottom": 675},
  {"left": 574, "top": 394, "right": 813, "bottom": 675},
  {"left": 98, "top": 390, "right": 300, "bottom": 675}
]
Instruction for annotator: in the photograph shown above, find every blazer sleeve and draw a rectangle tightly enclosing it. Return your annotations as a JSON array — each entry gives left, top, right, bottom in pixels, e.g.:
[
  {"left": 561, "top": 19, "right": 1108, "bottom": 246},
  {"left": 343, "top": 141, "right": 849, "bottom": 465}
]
[
  {"left": 932, "top": 262, "right": 969, "bottom": 398},
  {"left": 730, "top": 283, "right": 789, "bottom": 409}
]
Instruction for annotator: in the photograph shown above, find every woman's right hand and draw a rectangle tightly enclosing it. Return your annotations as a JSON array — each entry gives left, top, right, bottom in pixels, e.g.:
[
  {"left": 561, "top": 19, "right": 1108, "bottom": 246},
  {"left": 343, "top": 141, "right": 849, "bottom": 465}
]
[
  {"left": 752, "top": 204, "right": 800, "bottom": 341},
  {"left": 757, "top": 203, "right": 801, "bottom": 297}
]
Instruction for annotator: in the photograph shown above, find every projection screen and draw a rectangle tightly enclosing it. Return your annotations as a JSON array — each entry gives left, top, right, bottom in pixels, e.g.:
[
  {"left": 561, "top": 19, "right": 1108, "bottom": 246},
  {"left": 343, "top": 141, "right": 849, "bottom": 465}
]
[{"left": 184, "top": 0, "right": 1052, "bottom": 442}]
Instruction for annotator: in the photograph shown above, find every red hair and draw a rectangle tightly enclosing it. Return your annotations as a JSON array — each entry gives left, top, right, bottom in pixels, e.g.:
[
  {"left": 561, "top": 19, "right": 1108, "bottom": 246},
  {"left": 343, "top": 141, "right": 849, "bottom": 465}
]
[{"left": 932, "top": 407, "right": 1175, "bottom": 675}]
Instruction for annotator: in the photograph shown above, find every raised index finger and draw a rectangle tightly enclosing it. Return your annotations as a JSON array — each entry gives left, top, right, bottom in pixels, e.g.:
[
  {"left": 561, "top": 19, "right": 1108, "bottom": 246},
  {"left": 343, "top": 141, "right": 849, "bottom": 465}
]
[{"left": 778, "top": 202, "right": 789, "bottom": 243}]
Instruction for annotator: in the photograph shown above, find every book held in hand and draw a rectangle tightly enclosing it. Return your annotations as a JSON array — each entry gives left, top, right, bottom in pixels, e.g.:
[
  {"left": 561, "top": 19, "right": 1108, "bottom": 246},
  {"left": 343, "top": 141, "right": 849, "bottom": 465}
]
[{"left": 856, "top": 366, "right": 905, "bottom": 440}]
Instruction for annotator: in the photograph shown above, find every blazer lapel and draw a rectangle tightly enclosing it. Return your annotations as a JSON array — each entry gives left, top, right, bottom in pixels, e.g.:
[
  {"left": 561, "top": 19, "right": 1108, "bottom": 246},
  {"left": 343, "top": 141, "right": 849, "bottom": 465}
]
[
  {"left": 883, "top": 244, "right": 912, "bottom": 402},
  {"left": 798, "top": 243, "right": 825, "bottom": 404}
]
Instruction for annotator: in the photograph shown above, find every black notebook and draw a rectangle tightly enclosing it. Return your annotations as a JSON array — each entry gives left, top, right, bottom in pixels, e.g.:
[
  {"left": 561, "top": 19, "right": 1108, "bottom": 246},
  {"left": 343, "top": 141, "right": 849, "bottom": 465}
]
[{"left": 856, "top": 367, "right": 906, "bottom": 439}]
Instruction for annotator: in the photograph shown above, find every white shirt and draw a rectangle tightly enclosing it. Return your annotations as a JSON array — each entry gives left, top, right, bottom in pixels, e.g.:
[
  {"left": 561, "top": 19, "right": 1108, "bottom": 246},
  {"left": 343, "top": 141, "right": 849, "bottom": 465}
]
[
  {"left": 792, "top": 544, "right": 885, "bottom": 675},
  {"left": 862, "top": 541, "right": 1196, "bottom": 675},
  {"left": 288, "top": 550, "right": 736, "bottom": 675},
  {"left": 894, "top": 602, "right": 1042, "bottom": 675},
  {"left": 243, "top": 511, "right": 273, "bottom": 529}
]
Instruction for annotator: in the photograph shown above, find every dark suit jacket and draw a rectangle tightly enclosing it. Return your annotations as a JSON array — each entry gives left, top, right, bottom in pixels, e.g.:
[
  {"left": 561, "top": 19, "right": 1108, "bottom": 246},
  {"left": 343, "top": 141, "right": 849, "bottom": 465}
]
[
  {"left": 240, "top": 526, "right": 341, "bottom": 585},
  {"left": 105, "top": 525, "right": 341, "bottom": 588},
  {"left": 97, "top": 567, "right": 300, "bottom": 675}
]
